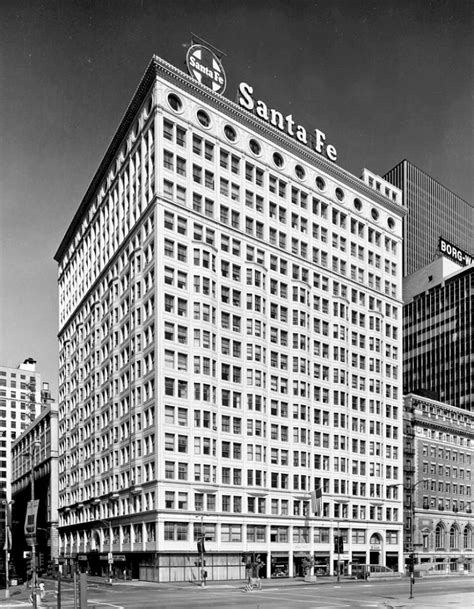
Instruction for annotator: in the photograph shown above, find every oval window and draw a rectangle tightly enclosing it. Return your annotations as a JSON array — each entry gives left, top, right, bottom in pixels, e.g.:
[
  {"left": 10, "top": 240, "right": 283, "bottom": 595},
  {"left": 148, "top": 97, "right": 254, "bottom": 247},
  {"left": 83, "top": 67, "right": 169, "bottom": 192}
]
[
  {"left": 145, "top": 97, "right": 153, "bottom": 116},
  {"left": 354, "top": 197, "right": 362, "bottom": 211},
  {"left": 167, "top": 93, "right": 183, "bottom": 113},
  {"left": 371, "top": 208, "right": 380, "bottom": 221},
  {"left": 249, "top": 139, "right": 261, "bottom": 156},
  {"left": 295, "top": 164, "right": 306, "bottom": 180},
  {"left": 224, "top": 124, "right": 237, "bottom": 142},
  {"left": 273, "top": 152, "right": 284, "bottom": 168},
  {"left": 315, "top": 176, "right": 326, "bottom": 191},
  {"left": 197, "top": 109, "right": 211, "bottom": 128},
  {"left": 335, "top": 187, "right": 345, "bottom": 202},
  {"left": 387, "top": 217, "right": 395, "bottom": 230}
]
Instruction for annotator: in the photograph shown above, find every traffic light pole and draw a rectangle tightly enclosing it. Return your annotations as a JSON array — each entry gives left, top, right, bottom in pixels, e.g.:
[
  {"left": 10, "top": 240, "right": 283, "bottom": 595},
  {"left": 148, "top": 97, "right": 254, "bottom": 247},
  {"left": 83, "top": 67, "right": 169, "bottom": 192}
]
[
  {"left": 409, "top": 496, "right": 415, "bottom": 600},
  {"left": 337, "top": 522, "right": 340, "bottom": 583},
  {"left": 200, "top": 538, "right": 204, "bottom": 588},
  {"left": 409, "top": 479, "right": 425, "bottom": 599},
  {"left": 387, "top": 478, "right": 426, "bottom": 600}
]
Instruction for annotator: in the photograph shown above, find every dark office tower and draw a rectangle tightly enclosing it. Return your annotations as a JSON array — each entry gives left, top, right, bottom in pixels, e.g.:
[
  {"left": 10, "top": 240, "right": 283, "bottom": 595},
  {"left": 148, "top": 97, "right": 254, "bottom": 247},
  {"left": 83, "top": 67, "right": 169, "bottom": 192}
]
[
  {"left": 403, "top": 259, "right": 474, "bottom": 411},
  {"left": 383, "top": 160, "right": 474, "bottom": 277}
]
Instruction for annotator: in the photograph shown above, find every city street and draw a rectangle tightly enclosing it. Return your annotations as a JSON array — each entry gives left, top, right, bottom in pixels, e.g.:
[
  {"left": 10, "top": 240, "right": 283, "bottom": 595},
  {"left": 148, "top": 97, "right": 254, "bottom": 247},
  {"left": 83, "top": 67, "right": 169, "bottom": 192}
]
[{"left": 1, "top": 576, "right": 472, "bottom": 609}]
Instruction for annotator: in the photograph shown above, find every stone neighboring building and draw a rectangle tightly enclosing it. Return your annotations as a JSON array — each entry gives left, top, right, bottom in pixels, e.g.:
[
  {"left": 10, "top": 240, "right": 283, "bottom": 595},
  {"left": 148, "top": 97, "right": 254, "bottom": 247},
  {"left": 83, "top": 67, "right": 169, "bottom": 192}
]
[
  {"left": 403, "top": 394, "right": 473, "bottom": 574},
  {"left": 11, "top": 402, "right": 59, "bottom": 579}
]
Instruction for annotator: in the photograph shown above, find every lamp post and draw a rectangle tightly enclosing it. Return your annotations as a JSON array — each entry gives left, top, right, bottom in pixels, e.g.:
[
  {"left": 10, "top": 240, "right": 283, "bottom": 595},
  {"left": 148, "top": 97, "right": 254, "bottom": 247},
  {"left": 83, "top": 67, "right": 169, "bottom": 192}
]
[
  {"left": 195, "top": 513, "right": 205, "bottom": 587},
  {"left": 96, "top": 520, "right": 113, "bottom": 583},
  {"left": 106, "top": 522, "right": 113, "bottom": 583},
  {"left": 23, "top": 440, "right": 41, "bottom": 609},
  {"left": 407, "top": 479, "right": 427, "bottom": 600}
]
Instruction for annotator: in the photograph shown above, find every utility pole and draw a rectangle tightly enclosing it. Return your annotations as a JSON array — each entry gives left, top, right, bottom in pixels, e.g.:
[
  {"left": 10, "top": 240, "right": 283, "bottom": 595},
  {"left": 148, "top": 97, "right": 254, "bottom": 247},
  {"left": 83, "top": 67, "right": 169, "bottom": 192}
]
[{"left": 3, "top": 499, "right": 10, "bottom": 599}]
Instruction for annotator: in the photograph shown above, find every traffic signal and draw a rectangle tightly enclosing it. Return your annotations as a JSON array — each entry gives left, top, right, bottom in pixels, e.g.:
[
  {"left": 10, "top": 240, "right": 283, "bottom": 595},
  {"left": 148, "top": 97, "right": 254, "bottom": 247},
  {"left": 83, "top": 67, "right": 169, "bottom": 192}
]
[
  {"left": 407, "top": 553, "right": 415, "bottom": 573},
  {"left": 197, "top": 537, "right": 206, "bottom": 554},
  {"left": 334, "top": 535, "right": 344, "bottom": 553},
  {"left": 24, "top": 552, "right": 32, "bottom": 579}
]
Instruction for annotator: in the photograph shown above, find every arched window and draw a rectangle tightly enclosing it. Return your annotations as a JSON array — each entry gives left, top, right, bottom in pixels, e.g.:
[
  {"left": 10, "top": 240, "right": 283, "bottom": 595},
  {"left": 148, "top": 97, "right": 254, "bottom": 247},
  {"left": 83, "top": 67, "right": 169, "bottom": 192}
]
[
  {"left": 449, "top": 524, "right": 459, "bottom": 549},
  {"left": 464, "top": 526, "right": 472, "bottom": 549},
  {"left": 435, "top": 523, "right": 446, "bottom": 549},
  {"left": 370, "top": 533, "right": 382, "bottom": 545}
]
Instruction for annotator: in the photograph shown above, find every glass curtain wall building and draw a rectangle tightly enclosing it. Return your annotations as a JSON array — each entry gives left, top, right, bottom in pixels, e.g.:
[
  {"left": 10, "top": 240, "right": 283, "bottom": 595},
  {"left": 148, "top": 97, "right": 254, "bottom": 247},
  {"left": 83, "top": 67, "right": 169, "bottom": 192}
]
[
  {"left": 383, "top": 160, "right": 473, "bottom": 277},
  {"left": 403, "top": 261, "right": 474, "bottom": 412}
]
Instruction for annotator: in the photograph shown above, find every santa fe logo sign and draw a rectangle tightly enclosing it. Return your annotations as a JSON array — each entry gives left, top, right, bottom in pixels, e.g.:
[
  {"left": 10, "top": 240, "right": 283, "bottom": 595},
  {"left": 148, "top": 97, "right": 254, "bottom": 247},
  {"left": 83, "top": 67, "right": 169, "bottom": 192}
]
[{"left": 186, "top": 44, "right": 226, "bottom": 94}]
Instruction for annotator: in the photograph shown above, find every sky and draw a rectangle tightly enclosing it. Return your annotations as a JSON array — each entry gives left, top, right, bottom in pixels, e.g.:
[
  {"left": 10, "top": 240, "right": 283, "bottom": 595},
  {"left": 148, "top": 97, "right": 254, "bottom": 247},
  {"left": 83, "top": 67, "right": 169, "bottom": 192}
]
[{"left": 1, "top": 0, "right": 473, "bottom": 398}]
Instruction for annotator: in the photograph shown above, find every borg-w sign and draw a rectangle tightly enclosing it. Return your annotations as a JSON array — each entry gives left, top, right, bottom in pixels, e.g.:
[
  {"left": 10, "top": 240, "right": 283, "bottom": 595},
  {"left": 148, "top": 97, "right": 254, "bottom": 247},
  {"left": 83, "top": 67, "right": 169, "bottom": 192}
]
[
  {"left": 186, "top": 45, "right": 226, "bottom": 94},
  {"left": 439, "top": 237, "right": 472, "bottom": 267}
]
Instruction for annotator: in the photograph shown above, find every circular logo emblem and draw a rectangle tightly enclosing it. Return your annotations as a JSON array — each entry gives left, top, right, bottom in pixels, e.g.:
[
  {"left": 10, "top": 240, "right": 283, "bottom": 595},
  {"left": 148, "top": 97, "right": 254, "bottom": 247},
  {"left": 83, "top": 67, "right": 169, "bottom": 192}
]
[{"left": 186, "top": 45, "right": 226, "bottom": 95}]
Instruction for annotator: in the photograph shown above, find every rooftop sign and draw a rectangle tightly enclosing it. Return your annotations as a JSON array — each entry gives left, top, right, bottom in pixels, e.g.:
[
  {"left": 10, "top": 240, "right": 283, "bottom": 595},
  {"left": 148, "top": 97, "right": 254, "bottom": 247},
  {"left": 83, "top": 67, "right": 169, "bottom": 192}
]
[
  {"left": 185, "top": 42, "right": 337, "bottom": 162},
  {"left": 238, "top": 82, "right": 337, "bottom": 162},
  {"left": 186, "top": 44, "right": 226, "bottom": 94},
  {"left": 439, "top": 237, "right": 472, "bottom": 267}
]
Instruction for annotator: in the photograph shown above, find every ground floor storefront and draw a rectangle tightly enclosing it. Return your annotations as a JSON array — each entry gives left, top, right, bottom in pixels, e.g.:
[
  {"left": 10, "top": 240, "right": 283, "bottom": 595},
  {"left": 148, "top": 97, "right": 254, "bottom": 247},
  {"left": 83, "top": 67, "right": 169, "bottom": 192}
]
[
  {"left": 57, "top": 549, "right": 403, "bottom": 582},
  {"left": 416, "top": 554, "right": 473, "bottom": 575}
]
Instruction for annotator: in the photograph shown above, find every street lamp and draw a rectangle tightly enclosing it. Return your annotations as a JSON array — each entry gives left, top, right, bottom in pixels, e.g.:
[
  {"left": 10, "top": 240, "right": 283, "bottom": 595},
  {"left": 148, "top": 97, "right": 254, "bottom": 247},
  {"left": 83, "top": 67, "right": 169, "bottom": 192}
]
[
  {"left": 194, "top": 513, "right": 206, "bottom": 588},
  {"left": 407, "top": 478, "right": 427, "bottom": 599},
  {"left": 23, "top": 440, "right": 41, "bottom": 609},
  {"left": 95, "top": 520, "right": 114, "bottom": 583}
]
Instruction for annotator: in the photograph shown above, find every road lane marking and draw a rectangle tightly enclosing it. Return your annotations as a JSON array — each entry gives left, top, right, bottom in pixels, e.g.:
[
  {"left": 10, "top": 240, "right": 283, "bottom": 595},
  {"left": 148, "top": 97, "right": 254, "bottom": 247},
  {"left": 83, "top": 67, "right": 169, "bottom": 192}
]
[
  {"left": 89, "top": 600, "right": 124, "bottom": 609},
  {"left": 237, "top": 592, "right": 352, "bottom": 606}
]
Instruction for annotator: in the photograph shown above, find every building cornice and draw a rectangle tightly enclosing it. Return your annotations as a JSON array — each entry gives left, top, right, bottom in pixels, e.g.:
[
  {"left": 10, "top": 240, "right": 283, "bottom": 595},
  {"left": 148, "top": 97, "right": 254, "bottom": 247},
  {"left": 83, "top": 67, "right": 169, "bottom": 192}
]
[{"left": 411, "top": 416, "right": 474, "bottom": 440}]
